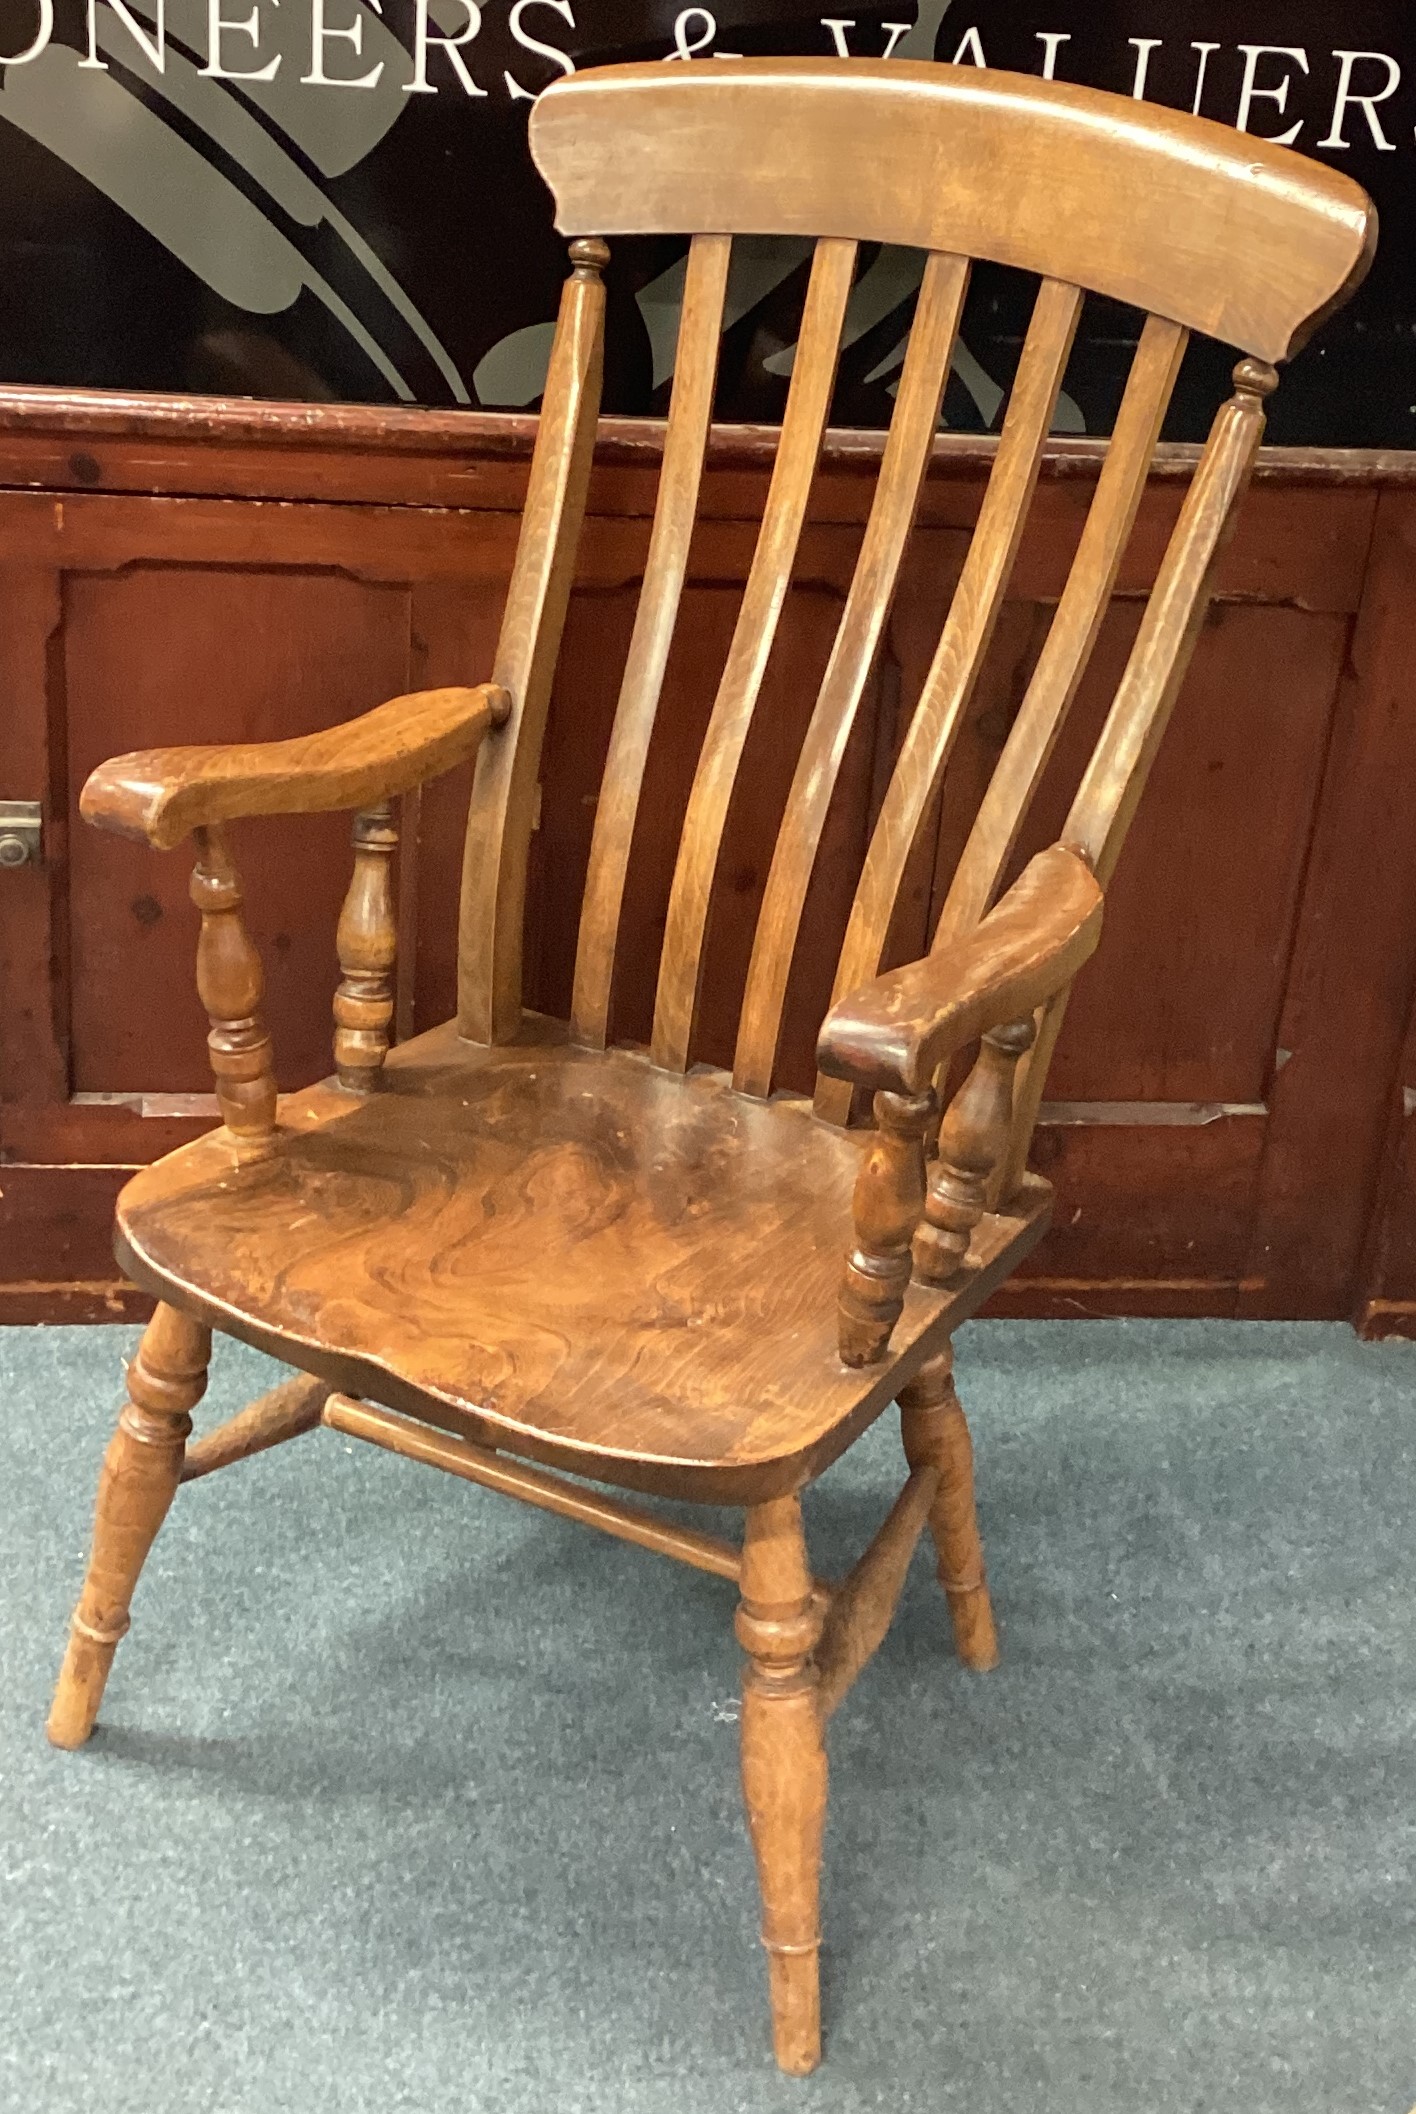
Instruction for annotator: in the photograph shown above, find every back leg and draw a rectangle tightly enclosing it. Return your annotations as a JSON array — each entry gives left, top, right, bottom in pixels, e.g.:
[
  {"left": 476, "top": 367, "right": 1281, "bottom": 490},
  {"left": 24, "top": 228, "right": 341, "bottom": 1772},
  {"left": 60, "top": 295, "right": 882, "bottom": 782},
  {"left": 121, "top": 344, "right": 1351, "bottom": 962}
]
[
  {"left": 898, "top": 1344, "right": 999, "bottom": 1671},
  {"left": 48, "top": 1303, "right": 211, "bottom": 1749}
]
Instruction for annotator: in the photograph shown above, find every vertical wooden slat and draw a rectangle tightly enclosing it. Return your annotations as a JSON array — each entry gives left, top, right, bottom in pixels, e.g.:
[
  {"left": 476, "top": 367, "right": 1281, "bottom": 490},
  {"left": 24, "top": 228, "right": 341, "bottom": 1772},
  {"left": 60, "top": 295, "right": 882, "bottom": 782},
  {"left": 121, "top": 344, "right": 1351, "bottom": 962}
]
[
  {"left": 997, "top": 355, "right": 1278, "bottom": 1200},
  {"left": 457, "top": 239, "right": 608, "bottom": 1046},
  {"left": 934, "top": 314, "right": 1188, "bottom": 948},
  {"left": 814, "top": 276, "right": 1084, "bottom": 1124},
  {"left": 649, "top": 236, "right": 858, "bottom": 1074},
  {"left": 731, "top": 250, "right": 971, "bottom": 1098},
  {"left": 570, "top": 235, "right": 731, "bottom": 1050}
]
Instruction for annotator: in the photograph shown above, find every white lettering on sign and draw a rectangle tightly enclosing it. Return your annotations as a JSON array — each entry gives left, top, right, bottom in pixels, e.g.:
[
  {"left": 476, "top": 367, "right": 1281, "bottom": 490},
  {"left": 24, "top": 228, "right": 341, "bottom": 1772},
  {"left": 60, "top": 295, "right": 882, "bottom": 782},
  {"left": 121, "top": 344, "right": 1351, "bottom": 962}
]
[
  {"left": 1235, "top": 44, "right": 1310, "bottom": 146},
  {"left": 1189, "top": 41, "right": 1220, "bottom": 115},
  {"left": 79, "top": 0, "right": 165, "bottom": 73},
  {"left": 0, "top": 0, "right": 53, "bottom": 63},
  {"left": 302, "top": 0, "right": 386, "bottom": 87},
  {"left": 199, "top": 0, "right": 280, "bottom": 80},
  {"left": 29, "top": 8, "right": 1416, "bottom": 145},
  {"left": 403, "top": 0, "right": 487, "bottom": 94},
  {"left": 1128, "top": 36, "right": 1161, "bottom": 100},
  {"left": 1319, "top": 48, "right": 1402, "bottom": 149},
  {"left": 504, "top": 0, "right": 576, "bottom": 100},
  {"left": 1035, "top": 31, "right": 1069, "bottom": 81}
]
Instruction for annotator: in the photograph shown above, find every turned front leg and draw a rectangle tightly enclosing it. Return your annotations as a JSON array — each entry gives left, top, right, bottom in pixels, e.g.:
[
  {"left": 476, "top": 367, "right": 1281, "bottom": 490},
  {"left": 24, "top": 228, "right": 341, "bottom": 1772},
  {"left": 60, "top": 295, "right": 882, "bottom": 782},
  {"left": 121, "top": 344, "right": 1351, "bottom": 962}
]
[
  {"left": 48, "top": 1304, "right": 211, "bottom": 1749},
  {"left": 736, "top": 1495, "right": 828, "bottom": 2076},
  {"left": 899, "top": 1346, "right": 999, "bottom": 1670},
  {"left": 912, "top": 1016, "right": 1036, "bottom": 1286},
  {"left": 334, "top": 800, "right": 398, "bottom": 1090},
  {"left": 839, "top": 1088, "right": 935, "bottom": 1367},
  {"left": 191, "top": 823, "right": 277, "bottom": 1158}
]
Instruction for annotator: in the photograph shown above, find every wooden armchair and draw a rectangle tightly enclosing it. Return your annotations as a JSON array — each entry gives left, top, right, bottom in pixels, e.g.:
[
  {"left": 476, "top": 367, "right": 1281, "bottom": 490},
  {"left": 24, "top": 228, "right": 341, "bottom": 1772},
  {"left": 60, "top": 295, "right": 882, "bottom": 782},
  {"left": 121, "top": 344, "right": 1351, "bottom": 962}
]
[{"left": 48, "top": 60, "right": 1374, "bottom": 2074}]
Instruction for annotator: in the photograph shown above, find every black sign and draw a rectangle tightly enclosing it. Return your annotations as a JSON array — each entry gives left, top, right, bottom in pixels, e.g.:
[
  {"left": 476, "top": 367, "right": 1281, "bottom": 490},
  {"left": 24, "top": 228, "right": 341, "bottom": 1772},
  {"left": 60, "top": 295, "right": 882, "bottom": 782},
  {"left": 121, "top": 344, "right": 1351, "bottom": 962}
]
[{"left": 0, "top": 1, "right": 1410, "bottom": 441}]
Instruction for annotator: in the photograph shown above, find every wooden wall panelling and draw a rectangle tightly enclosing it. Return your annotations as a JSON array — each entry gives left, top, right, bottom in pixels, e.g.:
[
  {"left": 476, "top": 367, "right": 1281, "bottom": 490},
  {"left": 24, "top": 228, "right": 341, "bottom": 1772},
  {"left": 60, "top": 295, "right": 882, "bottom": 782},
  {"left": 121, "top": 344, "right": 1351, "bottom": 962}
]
[
  {"left": 963, "top": 479, "right": 1377, "bottom": 1310},
  {"left": 0, "top": 394, "right": 1413, "bottom": 1329},
  {"left": 0, "top": 564, "right": 65, "bottom": 1113},
  {"left": 0, "top": 562, "right": 138, "bottom": 1321},
  {"left": 940, "top": 487, "right": 1365, "bottom": 1319},
  {"left": 1240, "top": 489, "right": 1416, "bottom": 1319},
  {"left": 65, "top": 564, "right": 414, "bottom": 1096},
  {"left": 1355, "top": 983, "right": 1416, "bottom": 1338}
]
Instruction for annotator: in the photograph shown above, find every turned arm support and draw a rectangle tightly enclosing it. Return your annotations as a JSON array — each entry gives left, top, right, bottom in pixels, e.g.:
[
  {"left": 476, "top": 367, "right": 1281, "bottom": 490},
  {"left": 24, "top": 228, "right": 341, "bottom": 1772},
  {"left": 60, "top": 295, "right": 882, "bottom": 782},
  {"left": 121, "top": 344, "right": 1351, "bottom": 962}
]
[
  {"left": 817, "top": 843, "right": 1104, "bottom": 1097},
  {"left": 79, "top": 684, "right": 508, "bottom": 1150},
  {"left": 79, "top": 682, "right": 510, "bottom": 849},
  {"left": 823, "top": 844, "right": 1103, "bottom": 1368}
]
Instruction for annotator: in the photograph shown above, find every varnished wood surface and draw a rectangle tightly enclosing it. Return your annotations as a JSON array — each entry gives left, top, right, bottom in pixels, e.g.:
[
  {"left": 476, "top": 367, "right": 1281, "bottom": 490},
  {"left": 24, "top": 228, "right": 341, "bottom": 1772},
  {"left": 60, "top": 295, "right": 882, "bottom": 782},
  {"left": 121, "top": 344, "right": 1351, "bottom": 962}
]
[
  {"left": 189, "top": 824, "right": 278, "bottom": 1159},
  {"left": 333, "top": 803, "right": 399, "bottom": 1091},
  {"left": 4, "top": 385, "right": 1416, "bottom": 499},
  {"left": 814, "top": 1461, "right": 938, "bottom": 1719},
  {"left": 322, "top": 1392, "right": 743, "bottom": 1580},
  {"left": 733, "top": 249, "right": 970, "bottom": 1098},
  {"left": 814, "top": 277, "right": 1083, "bottom": 1126},
  {"left": 458, "top": 240, "right": 606, "bottom": 1048},
  {"left": 47, "top": 1303, "right": 210, "bottom": 1748},
  {"left": 937, "top": 316, "right": 1187, "bottom": 946},
  {"left": 735, "top": 1494, "right": 828, "bottom": 2074},
  {"left": 651, "top": 237, "right": 857, "bottom": 1073},
  {"left": 532, "top": 60, "right": 1374, "bottom": 362},
  {"left": 114, "top": 1019, "right": 1052, "bottom": 1502},
  {"left": 179, "top": 1372, "right": 328, "bottom": 1482},
  {"left": 820, "top": 844, "right": 1102, "bottom": 1095},
  {"left": 899, "top": 1349, "right": 999, "bottom": 1670},
  {"left": 572, "top": 234, "right": 730, "bottom": 1052},
  {"left": 80, "top": 685, "right": 508, "bottom": 849}
]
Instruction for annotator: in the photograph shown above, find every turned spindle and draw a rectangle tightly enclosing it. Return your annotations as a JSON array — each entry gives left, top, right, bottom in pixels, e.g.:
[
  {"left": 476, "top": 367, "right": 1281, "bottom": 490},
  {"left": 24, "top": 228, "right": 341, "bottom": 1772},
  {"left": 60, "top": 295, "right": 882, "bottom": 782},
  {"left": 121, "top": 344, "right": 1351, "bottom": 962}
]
[
  {"left": 334, "top": 800, "right": 398, "bottom": 1091},
  {"left": 899, "top": 1346, "right": 1000, "bottom": 1671},
  {"left": 735, "top": 1495, "right": 828, "bottom": 2076},
  {"left": 190, "top": 823, "right": 277, "bottom": 1158},
  {"left": 912, "top": 1017, "right": 1035, "bottom": 1286},
  {"left": 838, "top": 1087, "right": 935, "bottom": 1368},
  {"left": 48, "top": 1304, "right": 211, "bottom": 1748}
]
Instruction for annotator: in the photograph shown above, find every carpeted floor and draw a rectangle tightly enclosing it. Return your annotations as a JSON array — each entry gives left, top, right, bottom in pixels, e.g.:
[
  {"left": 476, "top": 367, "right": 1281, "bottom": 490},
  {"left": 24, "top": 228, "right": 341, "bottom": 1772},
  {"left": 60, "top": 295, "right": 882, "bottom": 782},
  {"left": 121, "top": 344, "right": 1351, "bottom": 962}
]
[{"left": 2, "top": 1319, "right": 1414, "bottom": 2113}]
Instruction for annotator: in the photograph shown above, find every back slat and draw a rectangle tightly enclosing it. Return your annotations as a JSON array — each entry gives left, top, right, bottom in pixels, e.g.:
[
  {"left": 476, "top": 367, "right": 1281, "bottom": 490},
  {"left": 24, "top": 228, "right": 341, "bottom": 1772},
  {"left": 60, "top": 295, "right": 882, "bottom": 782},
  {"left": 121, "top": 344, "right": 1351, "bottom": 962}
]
[
  {"left": 934, "top": 313, "right": 1188, "bottom": 950},
  {"left": 571, "top": 233, "right": 731, "bottom": 1050},
  {"left": 1067, "top": 361, "right": 1275, "bottom": 881},
  {"left": 732, "top": 249, "right": 971, "bottom": 1098},
  {"left": 649, "top": 236, "right": 858, "bottom": 1073},
  {"left": 995, "top": 356, "right": 1276, "bottom": 1201},
  {"left": 814, "top": 275, "right": 1084, "bottom": 1124},
  {"left": 458, "top": 242, "right": 606, "bottom": 1046}
]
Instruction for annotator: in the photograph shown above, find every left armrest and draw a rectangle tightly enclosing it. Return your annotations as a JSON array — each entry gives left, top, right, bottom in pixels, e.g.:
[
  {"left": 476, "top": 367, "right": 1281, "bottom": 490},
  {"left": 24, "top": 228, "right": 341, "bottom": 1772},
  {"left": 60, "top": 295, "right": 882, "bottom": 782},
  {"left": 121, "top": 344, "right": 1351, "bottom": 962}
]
[
  {"left": 80, "top": 682, "right": 510, "bottom": 850},
  {"left": 818, "top": 843, "right": 1104, "bottom": 1095}
]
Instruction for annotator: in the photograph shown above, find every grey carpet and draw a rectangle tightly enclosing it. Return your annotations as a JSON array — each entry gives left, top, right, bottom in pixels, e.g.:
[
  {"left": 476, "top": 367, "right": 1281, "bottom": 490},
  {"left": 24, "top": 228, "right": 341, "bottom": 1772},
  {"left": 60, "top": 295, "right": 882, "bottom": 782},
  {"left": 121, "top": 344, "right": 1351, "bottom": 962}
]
[{"left": 2, "top": 1319, "right": 1414, "bottom": 2114}]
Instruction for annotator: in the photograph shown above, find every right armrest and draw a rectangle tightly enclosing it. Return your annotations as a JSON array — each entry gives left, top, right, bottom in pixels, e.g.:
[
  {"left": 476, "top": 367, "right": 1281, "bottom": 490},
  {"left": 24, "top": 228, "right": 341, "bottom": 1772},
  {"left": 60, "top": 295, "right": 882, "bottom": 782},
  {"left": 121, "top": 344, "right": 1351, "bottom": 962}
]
[
  {"left": 80, "top": 682, "right": 510, "bottom": 849},
  {"left": 818, "top": 844, "right": 1104, "bottom": 1095}
]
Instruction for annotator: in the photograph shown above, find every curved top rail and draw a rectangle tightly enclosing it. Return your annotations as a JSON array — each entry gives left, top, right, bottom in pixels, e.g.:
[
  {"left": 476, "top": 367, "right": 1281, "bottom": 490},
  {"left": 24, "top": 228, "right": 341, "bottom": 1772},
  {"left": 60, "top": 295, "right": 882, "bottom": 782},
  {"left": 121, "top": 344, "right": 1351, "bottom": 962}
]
[{"left": 530, "top": 59, "right": 1376, "bottom": 362}]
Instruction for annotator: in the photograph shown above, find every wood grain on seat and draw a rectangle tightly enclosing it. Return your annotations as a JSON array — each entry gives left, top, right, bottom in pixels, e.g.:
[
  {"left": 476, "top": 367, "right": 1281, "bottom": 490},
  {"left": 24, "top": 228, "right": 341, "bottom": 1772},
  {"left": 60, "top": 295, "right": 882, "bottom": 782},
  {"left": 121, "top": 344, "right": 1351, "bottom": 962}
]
[{"left": 114, "top": 1020, "right": 1050, "bottom": 1502}]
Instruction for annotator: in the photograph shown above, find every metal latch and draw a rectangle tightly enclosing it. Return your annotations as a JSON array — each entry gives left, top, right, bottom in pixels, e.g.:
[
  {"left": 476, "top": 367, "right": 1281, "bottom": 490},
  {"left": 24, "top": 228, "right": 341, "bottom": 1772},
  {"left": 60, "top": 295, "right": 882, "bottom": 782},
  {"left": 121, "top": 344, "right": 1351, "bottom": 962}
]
[{"left": 0, "top": 800, "right": 42, "bottom": 868}]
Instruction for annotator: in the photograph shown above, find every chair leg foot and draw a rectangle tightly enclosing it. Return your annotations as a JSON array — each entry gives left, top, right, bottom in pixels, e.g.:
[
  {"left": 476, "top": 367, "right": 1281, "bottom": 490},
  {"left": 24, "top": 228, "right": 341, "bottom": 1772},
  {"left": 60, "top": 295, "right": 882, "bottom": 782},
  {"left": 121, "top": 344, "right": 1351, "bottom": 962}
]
[
  {"left": 899, "top": 1344, "right": 1000, "bottom": 1672},
  {"left": 736, "top": 1494, "right": 828, "bottom": 2075},
  {"left": 47, "top": 1304, "right": 211, "bottom": 1749},
  {"left": 764, "top": 1947, "right": 822, "bottom": 2078}
]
